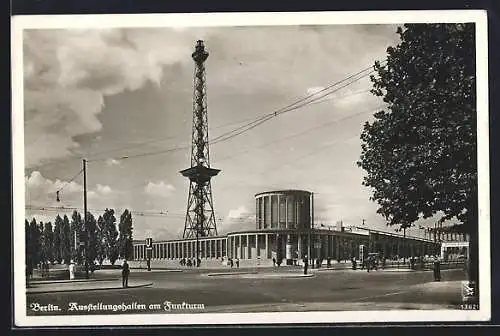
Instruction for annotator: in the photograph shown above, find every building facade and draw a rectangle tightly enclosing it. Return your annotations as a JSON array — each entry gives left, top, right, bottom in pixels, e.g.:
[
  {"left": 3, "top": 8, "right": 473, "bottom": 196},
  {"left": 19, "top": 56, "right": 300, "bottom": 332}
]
[{"left": 132, "top": 189, "right": 440, "bottom": 263}]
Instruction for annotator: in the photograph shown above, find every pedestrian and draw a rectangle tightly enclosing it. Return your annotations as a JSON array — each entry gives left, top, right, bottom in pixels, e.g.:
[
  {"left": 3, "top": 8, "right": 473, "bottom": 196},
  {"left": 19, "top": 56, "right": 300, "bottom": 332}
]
[
  {"left": 69, "top": 261, "right": 75, "bottom": 280},
  {"left": 236, "top": 258, "right": 240, "bottom": 268},
  {"left": 433, "top": 257, "right": 441, "bottom": 282},
  {"left": 122, "top": 259, "right": 130, "bottom": 288},
  {"left": 272, "top": 257, "right": 276, "bottom": 267},
  {"left": 230, "top": 258, "right": 234, "bottom": 268},
  {"left": 303, "top": 255, "right": 309, "bottom": 275}
]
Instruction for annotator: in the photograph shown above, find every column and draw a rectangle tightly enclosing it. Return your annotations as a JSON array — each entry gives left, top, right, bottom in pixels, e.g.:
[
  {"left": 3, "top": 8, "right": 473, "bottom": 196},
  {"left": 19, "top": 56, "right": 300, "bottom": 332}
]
[
  {"left": 265, "top": 233, "right": 269, "bottom": 259},
  {"left": 231, "top": 236, "right": 235, "bottom": 258},
  {"left": 285, "top": 196, "right": 288, "bottom": 229},
  {"left": 246, "top": 235, "right": 250, "bottom": 259},
  {"left": 255, "top": 234, "right": 259, "bottom": 258},
  {"left": 298, "top": 234, "right": 302, "bottom": 259},
  {"left": 286, "top": 234, "right": 293, "bottom": 262}
]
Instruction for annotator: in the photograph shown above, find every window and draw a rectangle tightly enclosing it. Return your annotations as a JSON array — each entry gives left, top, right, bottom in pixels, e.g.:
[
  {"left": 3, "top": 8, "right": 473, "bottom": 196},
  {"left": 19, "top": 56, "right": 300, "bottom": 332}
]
[
  {"left": 264, "top": 196, "right": 270, "bottom": 228},
  {"left": 287, "top": 196, "right": 295, "bottom": 228},
  {"left": 271, "top": 195, "right": 279, "bottom": 228},
  {"left": 279, "top": 197, "right": 286, "bottom": 228}
]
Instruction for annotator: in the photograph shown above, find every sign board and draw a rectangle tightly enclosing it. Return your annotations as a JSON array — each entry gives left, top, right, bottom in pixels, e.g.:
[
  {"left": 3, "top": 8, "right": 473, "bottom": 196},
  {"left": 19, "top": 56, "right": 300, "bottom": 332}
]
[{"left": 145, "top": 237, "right": 153, "bottom": 249}]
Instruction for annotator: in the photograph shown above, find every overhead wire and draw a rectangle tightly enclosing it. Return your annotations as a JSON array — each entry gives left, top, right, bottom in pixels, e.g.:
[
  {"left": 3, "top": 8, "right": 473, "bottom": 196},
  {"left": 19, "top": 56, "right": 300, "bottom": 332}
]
[{"left": 85, "top": 62, "right": 383, "bottom": 164}]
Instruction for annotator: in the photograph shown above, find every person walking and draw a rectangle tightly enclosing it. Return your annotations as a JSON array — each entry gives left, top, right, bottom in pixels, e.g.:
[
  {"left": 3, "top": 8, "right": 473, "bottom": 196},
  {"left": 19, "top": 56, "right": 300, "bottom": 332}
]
[
  {"left": 122, "top": 259, "right": 130, "bottom": 288},
  {"left": 235, "top": 258, "right": 240, "bottom": 268},
  {"left": 303, "top": 255, "right": 309, "bottom": 275}
]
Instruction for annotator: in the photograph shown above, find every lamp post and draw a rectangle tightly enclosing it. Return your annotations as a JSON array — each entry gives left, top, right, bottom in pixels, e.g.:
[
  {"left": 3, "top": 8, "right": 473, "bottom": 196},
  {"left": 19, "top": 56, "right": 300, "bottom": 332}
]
[
  {"left": 83, "top": 158, "right": 89, "bottom": 279},
  {"left": 403, "top": 226, "right": 407, "bottom": 263}
]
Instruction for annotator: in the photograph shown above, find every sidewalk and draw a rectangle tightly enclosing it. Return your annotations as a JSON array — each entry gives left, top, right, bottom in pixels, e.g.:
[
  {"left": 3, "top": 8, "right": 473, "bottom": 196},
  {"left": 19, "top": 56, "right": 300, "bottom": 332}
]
[{"left": 26, "top": 279, "right": 153, "bottom": 294}]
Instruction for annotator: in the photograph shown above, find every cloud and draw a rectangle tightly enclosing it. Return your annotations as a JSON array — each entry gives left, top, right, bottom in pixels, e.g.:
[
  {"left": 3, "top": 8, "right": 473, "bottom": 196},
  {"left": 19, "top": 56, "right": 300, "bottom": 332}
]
[
  {"left": 105, "top": 158, "right": 121, "bottom": 166},
  {"left": 216, "top": 206, "right": 255, "bottom": 234},
  {"left": 227, "top": 205, "right": 250, "bottom": 219},
  {"left": 144, "top": 181, "right": 176, "bottom": 198},
  {"left": 306, "top": 86, "right": 325, "bottom": 95},
  {"left": 25, "top": 171, "right": 116, "bottom": 211},
  {"left": 23, "top": 28, "right": 199, "bottom": 168},
  {"left": 95, "top": 184, "right": 113, "bottom": 195}
]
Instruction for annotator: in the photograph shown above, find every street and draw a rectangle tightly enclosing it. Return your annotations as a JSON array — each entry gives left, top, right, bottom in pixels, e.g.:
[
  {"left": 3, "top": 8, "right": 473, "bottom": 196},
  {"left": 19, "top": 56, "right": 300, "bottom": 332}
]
[{"left": 26, "top": 267, "right": 468, "bottom": 315}]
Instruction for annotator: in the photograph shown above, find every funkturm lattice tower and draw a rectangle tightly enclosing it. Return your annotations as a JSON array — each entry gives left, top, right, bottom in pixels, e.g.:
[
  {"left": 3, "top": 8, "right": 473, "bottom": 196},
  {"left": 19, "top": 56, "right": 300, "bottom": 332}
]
[{"left": 180, "top": 40, "right": 220, "bottom": 239}]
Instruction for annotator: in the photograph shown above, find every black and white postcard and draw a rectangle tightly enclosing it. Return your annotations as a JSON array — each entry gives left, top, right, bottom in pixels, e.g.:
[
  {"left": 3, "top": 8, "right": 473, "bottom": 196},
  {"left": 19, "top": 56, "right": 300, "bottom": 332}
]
[{"left": 11, "top": 10, "right": 491, "bottom": 326}]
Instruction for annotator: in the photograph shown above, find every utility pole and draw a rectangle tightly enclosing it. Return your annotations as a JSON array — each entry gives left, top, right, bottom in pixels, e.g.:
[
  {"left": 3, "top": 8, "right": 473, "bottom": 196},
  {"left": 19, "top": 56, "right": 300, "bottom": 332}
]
[
  {"left": 403, "top": 226, "right": 406, "bottom": 263},
  {"left": 83, "top": 158, "right": 89, "bottom": 279}
]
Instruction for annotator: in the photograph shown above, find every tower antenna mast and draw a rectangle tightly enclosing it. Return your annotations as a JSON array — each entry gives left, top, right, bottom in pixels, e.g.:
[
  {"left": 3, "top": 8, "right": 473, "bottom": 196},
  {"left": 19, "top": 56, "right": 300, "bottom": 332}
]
[{"left": 180, "top": 40, "right": 221, "bottom": 262}]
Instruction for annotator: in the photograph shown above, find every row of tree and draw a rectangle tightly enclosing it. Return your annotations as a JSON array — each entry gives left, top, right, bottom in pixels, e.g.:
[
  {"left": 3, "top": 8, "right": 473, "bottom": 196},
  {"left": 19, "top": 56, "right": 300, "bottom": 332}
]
[{"left": 25, "top": 208, "right": 133, "bottom": 271}]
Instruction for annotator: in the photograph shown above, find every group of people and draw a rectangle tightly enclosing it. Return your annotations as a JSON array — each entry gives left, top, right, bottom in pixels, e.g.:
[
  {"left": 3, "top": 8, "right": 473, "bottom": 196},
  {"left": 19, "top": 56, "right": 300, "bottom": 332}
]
[
  {"left": 179, "top": 258, "right": 202, "bottom": 267},
  {"left": 226, "top": 257, "right": 239, "bottom": 268}
]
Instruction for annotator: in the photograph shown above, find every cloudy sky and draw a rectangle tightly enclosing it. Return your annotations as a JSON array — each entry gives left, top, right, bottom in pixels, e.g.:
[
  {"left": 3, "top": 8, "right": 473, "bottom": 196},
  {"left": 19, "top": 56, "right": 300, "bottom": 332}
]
[{"left": 23, "top": 24, "right": 435, "bottom": 240}]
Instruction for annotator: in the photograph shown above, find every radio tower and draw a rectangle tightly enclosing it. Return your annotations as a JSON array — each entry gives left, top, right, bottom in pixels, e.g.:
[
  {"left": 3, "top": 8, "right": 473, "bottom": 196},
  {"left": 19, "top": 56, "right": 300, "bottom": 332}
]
[{"left": 180, "top": 40, "right": 220, "bottom": 243}]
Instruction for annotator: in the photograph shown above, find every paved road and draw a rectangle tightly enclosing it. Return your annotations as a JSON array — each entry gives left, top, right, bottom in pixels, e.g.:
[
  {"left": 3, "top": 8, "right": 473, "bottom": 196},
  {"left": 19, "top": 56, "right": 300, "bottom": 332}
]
[{"left": 26, "top": 267, "right": 467, "bottom": 315}]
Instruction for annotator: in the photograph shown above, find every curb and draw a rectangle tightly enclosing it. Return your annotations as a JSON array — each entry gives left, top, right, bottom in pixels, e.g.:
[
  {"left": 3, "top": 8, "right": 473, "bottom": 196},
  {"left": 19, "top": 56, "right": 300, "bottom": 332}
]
[
  {"left": 206, "top": 271, "right": 259, "bottom": 277},
  {"left": 28, "top": 278, "right": 118, "bottom": 285},
  {"left": 206, "top": 272, "right": 314, "bottom": 279},
  {"left": 26, "top": 282, "right": 153, "bottom": 294},
  {"left": 131, "top": 269, "right": 183, "bottom": 272}
]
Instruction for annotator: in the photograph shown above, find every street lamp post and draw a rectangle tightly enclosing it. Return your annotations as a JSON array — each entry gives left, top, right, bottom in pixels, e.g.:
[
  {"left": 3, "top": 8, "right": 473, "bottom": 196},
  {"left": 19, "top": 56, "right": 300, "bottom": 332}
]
[
  {"left": 402, "top": 226, "right": 407, "bottom": 264},
  {"left": 82, "top": 159, "right": 89, "bottom": 279}
]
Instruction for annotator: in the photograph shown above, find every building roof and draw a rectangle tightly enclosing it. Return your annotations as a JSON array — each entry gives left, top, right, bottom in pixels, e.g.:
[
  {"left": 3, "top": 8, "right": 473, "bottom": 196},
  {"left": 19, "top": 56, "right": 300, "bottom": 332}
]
[{"left": 255, "top": 189, "right": 312, "bottom": 197}]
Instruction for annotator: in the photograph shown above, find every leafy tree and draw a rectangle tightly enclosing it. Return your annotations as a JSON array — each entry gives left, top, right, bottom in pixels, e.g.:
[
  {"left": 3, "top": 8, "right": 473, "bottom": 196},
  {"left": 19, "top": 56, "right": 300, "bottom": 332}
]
[
  {"left": 38, "top": 221, "right": 45, "bottom": 263},
  {"left": 42, "top": 222, "right": 54, "bottom": 263},
  {"left": 53, "top": 215, "right": 63, "bottom": 264},
  {"left": 61, "top": 215, "right": 72, "bottom": 264},
  {"left": 358, "top": 24, "right": 478, "bottom": 294},
  {"left": 103, "top": 208, "right": 119, "bottom": 265},
  {"left": 86, "top": 212, "right": 99, "bottom": 266},
  {"left": 28, "top": 218, "right": 41, "bottom": 268},
  {"left": 71, "top": 210, "right": 84, "bottom": 264},
  {"left": 118, "top": 209, "right": 134, "bottom": 260},
  {"left": 96, "top": 215, "right": 106, "bottom": 266},
  {"left": 25, "top": 220, "right": 32, "bottom": 275}
]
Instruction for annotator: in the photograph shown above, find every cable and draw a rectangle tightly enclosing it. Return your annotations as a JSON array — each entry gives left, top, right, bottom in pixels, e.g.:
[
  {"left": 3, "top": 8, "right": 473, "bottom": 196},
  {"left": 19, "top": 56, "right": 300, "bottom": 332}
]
[
  {"left": 83, "top": 62, "right": 383, "bottom": 165},
  {"left": 214, "top": 103, "right": 380, "bottom": 164},
  {"left": 25, "top": 205, "right": 173, "bottom": 218},
  {"left": 209, "top": 63, "right": 382, "bottom": 145},
  {"left": 54, "top": 169, "right": 84, "bottom": 203},
  {"left": 209, "top": 68, "right": 378, "bottom": 146}
]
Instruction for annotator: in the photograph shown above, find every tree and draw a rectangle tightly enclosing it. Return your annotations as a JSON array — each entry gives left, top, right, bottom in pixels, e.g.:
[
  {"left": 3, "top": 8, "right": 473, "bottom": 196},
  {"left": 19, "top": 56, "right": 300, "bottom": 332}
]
[
  {"left": 96, "top": 215, "right": 106, "bottom": 266},
  {"left": 28, "top": 218, "right": 41, "bottom": 268},
  {"left": 38, "top": 221, "right": 46, "bottom": 263},
  {"left": 118, "top": 209, "right": 134, "bottom": 260},
  {"left": 61, "top": 215, "right": 72, "bottom": 264},
  {"left": 357, "top": 24, "right": 478, "bottom": 295},
  {"left": 103, "top": 208, "right": 119, "bottom": 265},
  {"left": 25, "top": 219, "right": 32, "bottom": 275},
  {"left": 71, "top": 211, "right": 84, "bottom": 265},
  {"left": 86, "top": 212, "right": 99, "bottom": 267},
  {"left": 53, "top": 215, "right": 63, "bottom": 264},
  {"left": 42, "top": 222, "right": 54, "bottom": 263}
]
